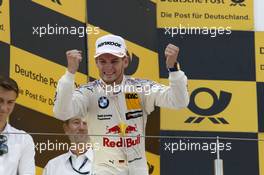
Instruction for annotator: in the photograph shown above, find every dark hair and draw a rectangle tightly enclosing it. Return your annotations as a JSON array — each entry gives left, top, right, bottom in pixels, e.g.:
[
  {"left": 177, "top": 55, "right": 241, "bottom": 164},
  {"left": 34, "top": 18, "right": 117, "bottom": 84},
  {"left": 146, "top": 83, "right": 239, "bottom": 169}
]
[
  {"left": 126, "top": 50, "right": 131, "bottom": 60},
  {"left": 0, "top": 76, "right": 19, "bottom": 97}
]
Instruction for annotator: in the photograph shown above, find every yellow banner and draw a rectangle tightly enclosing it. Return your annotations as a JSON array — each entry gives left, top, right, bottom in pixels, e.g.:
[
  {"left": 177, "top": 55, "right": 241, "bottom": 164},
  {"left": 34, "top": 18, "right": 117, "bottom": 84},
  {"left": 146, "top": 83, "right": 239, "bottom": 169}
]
[
  {"left": 32, "top": 0, "right": 86, "bottom": 22},
  {"left": 255, "top": 32, "right": 264, "bottom": 82},
  {"left": 0, "top": 0, "right": 10, "bottom": 44},
  {"left": 88, "top": 26, "right": 159, "bottom": 82},
  {"left": 146, "top": 151, "right": 160, "bottom": 175},
  {"left": 157, "top": 0, "right": 253, "bottom": 31},
  {"left": 259, "top": 133, "right": 264, "bottom": 175},
  {"left": 10, "top": 46, "right": 87, "bottom": 117},
  {"left": 160, "top": 79, "right": 258, "bottom": 132}
]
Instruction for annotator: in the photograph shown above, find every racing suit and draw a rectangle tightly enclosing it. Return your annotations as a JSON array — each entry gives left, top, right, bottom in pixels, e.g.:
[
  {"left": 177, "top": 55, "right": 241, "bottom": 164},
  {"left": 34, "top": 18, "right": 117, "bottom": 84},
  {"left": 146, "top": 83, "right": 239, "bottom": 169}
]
[{"left": 53, "top": 70, "right": 189, "bottom": 175}]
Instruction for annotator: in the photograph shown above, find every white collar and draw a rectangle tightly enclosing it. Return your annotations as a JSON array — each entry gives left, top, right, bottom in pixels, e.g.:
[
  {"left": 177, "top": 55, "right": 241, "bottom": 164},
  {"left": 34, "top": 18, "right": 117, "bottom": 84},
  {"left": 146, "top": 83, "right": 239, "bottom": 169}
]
[
  {"left": 65, "top": 147, "right": 93, "bottom": 163},
  {"left": 1, "top": 123, "right": 10, "bottom": 134}
]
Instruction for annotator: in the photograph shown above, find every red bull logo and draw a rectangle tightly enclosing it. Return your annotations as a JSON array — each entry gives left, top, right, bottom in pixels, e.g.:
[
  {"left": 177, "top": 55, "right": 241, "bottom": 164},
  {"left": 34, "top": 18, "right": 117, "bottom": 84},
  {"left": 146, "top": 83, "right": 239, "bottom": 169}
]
[
  {"left": 104, "top": 124, "right": 140, "bottom": 147},
  {"left": 106, "top": 124, "right": 138, "bottom": 135},
  {"left": 106, "top": 125, "right": 121, "bottom": 134},
  {"left": 125, "top": 124, "right": 137, "bottom": 134},
  {"left": 103, "top": 135, "right": 141, "bottom": 148}
]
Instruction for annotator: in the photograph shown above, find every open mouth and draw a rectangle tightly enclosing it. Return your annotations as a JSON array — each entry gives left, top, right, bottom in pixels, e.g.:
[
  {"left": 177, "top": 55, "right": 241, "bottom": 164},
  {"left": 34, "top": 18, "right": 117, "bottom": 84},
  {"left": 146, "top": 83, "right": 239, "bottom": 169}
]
[{"left": 104, "top": 72, "right": 115, "bottom": 76}]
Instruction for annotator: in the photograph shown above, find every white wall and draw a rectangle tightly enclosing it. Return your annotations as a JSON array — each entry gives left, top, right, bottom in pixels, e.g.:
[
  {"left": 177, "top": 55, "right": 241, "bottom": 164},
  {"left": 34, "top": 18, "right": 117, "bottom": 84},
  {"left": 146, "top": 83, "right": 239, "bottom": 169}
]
[{"left": 254, "top": 0, "right": 264, "bottom": 31}]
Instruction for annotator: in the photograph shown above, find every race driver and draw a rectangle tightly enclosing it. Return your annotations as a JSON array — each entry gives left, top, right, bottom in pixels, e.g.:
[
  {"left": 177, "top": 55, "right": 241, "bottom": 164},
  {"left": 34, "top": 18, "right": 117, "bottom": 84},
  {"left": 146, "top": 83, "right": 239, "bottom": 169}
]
[{"left": 53, "top": 34, "right": 189, "bottom": 175}]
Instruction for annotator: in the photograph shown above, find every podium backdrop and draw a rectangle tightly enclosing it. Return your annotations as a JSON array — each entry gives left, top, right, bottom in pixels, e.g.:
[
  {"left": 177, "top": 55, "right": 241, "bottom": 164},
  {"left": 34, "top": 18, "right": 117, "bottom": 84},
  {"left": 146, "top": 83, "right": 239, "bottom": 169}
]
[{"left": 0, "top": 0, "right": 263, "bottom": 174}]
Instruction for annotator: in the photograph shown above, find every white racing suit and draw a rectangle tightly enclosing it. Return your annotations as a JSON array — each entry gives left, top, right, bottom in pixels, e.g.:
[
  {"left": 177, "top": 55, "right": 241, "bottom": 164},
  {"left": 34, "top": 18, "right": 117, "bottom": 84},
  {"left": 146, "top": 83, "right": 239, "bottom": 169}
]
[{"left": 53, "top": 70, "right": 189, "bottom": 175}]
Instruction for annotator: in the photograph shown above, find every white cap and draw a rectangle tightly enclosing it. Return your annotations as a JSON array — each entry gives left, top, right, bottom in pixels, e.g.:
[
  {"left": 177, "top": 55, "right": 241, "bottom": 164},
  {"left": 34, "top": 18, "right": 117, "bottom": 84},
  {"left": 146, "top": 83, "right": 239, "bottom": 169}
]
[{"left": 94, "top": 34, "right": 127, "bottom": 58}]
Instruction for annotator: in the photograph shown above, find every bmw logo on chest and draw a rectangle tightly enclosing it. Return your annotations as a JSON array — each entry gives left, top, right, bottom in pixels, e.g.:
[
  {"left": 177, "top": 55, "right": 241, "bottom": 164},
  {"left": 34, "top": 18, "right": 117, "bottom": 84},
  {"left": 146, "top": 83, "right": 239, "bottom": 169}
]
[{"left": 98, "top": 96, "right": 109, "bottom": 109}]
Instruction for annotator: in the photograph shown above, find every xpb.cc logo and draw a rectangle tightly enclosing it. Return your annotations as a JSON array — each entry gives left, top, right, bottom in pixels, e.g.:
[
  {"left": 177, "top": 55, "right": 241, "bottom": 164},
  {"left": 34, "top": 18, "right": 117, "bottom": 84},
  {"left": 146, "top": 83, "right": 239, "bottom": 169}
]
[{"left": 186, "top": 87, "right": 232, "bottom": 124}]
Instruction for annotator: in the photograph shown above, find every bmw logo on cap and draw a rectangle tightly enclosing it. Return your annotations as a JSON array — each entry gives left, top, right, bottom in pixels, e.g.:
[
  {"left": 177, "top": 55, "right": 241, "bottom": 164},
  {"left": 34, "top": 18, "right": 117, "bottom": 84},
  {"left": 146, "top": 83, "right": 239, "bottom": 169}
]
[{"left": 98, "top": 96, "right": 109, "bottom": 109}]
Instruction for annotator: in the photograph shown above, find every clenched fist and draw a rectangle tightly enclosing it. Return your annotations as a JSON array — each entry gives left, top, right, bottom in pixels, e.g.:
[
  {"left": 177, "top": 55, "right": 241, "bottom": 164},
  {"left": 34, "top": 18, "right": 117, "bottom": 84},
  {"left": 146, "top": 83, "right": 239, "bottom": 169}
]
[
  {"left": 66, "top": 49, "right": 82, "bottom": 74},
  {"left": 164, "top": 44, "right": 179, "bottom": 68}
]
